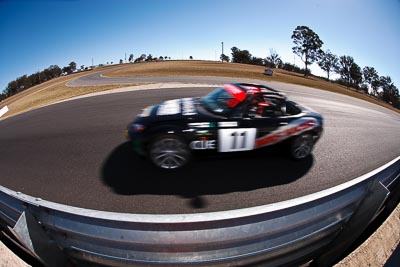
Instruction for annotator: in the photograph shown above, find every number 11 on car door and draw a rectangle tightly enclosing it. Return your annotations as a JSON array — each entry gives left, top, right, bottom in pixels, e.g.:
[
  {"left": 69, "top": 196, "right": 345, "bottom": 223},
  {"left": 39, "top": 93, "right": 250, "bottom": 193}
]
[{"left": 218, "top": 128, "right": 257, "bottom": 152}]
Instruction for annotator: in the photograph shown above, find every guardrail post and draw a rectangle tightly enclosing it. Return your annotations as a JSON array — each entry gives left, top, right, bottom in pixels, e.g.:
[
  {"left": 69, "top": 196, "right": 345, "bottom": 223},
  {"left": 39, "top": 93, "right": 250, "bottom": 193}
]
[
  {"left": 10, "top": 210, "right": 67, "bottom": 267},
  {"left": 314, "top": 180, "right": 390, "bottom": 267}
]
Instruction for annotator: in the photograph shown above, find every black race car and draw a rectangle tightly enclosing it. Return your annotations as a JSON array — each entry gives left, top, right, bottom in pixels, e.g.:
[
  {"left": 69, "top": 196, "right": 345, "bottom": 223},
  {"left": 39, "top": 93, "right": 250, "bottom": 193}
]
[{"left": 127, "top": 83, "right": 323, "bottom": 169}]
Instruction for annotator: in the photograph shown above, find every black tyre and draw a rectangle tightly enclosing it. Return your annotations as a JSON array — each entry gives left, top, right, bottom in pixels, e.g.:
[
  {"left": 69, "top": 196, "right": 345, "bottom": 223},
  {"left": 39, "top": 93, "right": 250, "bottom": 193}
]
[
  {"left": 290, "top": 133, "right": 314, "bottom": 160},
  {"left": 149, "top": 135, "right": 190, "bottom": 169}
]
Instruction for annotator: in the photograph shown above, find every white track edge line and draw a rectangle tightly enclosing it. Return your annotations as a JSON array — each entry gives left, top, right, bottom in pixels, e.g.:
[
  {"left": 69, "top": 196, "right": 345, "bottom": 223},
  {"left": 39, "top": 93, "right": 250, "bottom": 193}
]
[{"left": 0, "top": 105, "right": 9, "bottom": 117}]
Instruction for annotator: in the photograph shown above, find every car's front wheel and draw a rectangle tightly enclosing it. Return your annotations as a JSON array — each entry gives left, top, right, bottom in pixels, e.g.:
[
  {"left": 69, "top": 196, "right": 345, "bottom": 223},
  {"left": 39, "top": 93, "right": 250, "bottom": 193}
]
[
  {"left": 149, "top": 135, "right": 190, "bottom": 169},
  {"left": 290, "top": 133, "right": 314, "bottom": 160}
]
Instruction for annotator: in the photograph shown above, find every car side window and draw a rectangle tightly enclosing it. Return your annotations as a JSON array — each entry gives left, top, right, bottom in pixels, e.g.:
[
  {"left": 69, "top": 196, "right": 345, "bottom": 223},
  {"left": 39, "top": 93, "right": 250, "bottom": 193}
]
[
  {"left": 246, "top": 98, "right": 282, "bottom": 118},
  {"left": 285, "top": 101, "right": 301, "bottom": 115}
]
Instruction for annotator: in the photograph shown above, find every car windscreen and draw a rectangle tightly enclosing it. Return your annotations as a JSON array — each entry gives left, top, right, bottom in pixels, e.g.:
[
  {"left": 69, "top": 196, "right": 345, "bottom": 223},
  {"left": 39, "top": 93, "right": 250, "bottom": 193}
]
[{"left": 201, "top": 87, "right": 244, "bottom": 115}]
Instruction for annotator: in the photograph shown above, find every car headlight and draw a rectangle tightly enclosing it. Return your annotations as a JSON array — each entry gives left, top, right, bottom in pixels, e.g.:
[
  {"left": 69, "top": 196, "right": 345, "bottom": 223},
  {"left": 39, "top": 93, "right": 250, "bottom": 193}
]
[{"left": 131, "top": 123, "right": 145, "bottom": 132}]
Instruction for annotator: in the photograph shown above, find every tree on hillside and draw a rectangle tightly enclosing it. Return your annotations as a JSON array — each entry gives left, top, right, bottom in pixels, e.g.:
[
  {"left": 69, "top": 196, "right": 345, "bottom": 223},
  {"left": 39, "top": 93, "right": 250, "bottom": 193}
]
[
  {"left": 379, "top": 76, "right": 399, "bottom": 107},
  {"left": 350, "top": 62, "right": 362, "bottom": 89},
  {"left": 120, "top": 59, "right": 123, "bottom": 64},
  {"left": 189, "top": 56, "right": 193, "bottom": 60},
  {"left": 62, "top": 66, "right": 71, "bottom": 74},
  {"left": 27, "top": 73, "right": 37, "bottom": 86},
  {"left": 128, "top": 54, "right": 134, "bottom": 62},
  {"left": 318, "top": 50, "right": 338, "bottom": 80},
  {"left": 49, "top": 65, "right": 62, "bottom": 78},
  {"left": 220, "top": 54, "right": 230, "bottom": 62},
  {"left": 231, "top": 47, "right": 252, "bottom": 64},
  {"left": 265, "top": 49, "right": 282, "bottom": 68},
  {"left": 336, "top": 55, "right": 354, "bottom": 87},
  {"left": 69, "top": 61, "right": 77, "bottom": 72},
  {"left": 146, "top": 54, "right": 154, "bottom": 61},
  {"left": 134, "top": 54, "right": 146, "bottom": 63},
  {"left": 5, "top": 80, "right": 19, "bottom": 97},
  {"left": 250, "top": 56, "right": 264, "bottom": 66},
  {"left": 363, "top": 66, "right": 379, "bottom": 96},
  {"left": 43, "top": 68, "right": 53, "bottom": 81},
  {"left": 291, "top": 25, "right": 324, "bottom": 76}
]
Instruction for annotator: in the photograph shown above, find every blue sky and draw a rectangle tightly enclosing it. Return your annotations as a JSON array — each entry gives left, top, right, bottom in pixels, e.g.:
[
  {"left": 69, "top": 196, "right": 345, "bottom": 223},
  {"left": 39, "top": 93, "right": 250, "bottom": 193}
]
[{"left": 0, "top": 0, "right": 399, "bottom": 92}]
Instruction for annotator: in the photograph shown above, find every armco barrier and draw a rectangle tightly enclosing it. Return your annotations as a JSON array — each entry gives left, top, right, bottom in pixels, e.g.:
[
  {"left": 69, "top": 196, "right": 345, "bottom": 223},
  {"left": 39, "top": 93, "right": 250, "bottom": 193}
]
[{"left": 0, "top": 156, "right": 399, "bottom": 267}]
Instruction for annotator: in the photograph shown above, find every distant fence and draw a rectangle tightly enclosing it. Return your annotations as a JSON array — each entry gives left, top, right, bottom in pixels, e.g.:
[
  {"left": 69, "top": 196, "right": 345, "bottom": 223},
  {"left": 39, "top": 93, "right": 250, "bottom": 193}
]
[{"left": 0, "top": 156, "right": 399, "bottom": 267}]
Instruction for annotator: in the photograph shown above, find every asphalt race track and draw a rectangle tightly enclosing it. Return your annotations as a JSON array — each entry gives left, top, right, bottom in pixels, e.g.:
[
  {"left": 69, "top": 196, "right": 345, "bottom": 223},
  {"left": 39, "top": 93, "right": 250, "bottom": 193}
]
[{"left": 1, "top": 70, "right": 399, "bottom": 214}]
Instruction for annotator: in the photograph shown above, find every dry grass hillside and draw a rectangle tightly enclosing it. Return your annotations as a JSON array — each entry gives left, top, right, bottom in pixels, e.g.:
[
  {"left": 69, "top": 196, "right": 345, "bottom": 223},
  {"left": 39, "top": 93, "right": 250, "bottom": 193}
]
[
  {"left": 0, "top": 66, "right": 137, "bottom": 119},
  {"left": 106, "top": 60, "right": 398, "bottom": 113}
]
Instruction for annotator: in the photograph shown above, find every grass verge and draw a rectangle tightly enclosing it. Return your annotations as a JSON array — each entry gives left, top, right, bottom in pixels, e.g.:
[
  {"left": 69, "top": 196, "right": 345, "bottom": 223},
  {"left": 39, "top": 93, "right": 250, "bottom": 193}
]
[
  {"left": 0, "top": 67, "right": 137, "bottom": 120},
  {"left": 2, "top": 83, "right": 138, "bottom": 119},
  {"left": 0, "top": 69, "right": 139, "bottom": 119}
]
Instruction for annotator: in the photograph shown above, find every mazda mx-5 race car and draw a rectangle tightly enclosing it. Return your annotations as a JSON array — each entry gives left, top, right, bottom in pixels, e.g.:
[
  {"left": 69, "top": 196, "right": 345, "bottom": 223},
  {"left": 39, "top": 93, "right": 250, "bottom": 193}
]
[{"left": 127, "top": 83, "right": 323, "bottom": 169}]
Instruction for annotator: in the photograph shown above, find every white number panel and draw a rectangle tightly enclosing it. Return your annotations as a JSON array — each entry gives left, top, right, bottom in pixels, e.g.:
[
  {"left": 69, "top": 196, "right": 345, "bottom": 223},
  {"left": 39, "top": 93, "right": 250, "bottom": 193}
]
[{"left": 218, "top": 128, "right": 257, "bottom": 152}]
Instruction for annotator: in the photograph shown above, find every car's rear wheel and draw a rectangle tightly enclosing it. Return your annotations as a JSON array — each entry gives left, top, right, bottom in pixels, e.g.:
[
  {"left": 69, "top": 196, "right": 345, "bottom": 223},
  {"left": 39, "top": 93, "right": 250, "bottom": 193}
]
[
  {"left": 290, "top": 133, "right": 314, "bottom": 160},
  {"left": 149, "top": 135, "right": 190, "bottom": 169}
]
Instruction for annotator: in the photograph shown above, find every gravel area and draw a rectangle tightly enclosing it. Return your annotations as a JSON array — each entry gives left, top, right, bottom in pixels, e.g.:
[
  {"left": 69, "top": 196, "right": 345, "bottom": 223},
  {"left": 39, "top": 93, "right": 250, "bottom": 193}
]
[
  {"left": 336, "top": 203, "right": 400, "bottom": 267},
  {"left": 0, "top": 241, "right": 30, "bottom": 267}
]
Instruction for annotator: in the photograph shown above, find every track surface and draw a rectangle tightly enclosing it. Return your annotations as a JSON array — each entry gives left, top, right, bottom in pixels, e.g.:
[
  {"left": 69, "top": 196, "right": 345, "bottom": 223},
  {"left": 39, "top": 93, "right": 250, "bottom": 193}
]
[{"left": 1, "top": 71, "right": 399, "bottom": 214}]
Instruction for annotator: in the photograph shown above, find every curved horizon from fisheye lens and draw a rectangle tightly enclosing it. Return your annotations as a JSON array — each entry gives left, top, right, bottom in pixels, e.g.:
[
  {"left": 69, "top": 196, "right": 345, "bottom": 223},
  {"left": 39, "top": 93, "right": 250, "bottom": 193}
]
[{"left": 0, "top": 0, "right": 399, "bottom": 92}]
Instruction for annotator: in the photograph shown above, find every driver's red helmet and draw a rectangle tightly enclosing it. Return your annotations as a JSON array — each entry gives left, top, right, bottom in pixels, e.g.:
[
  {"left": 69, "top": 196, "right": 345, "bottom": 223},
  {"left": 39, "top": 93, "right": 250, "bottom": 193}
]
[{"left": 223, "top": 84, "right": 247, "bottom": 108}]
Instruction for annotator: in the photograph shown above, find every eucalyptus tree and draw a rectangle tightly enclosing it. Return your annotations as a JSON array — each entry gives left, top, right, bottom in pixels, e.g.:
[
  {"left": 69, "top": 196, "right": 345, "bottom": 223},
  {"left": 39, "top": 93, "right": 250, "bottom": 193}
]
[
  {"left": 318, "top": 50, "right": 338, "bottom": 80},
  {"left": 363, "top": 66, "right": 379, "bottom": 95},
  {"left": 291, "top": 25, "right": 324, "bottom": 76}
]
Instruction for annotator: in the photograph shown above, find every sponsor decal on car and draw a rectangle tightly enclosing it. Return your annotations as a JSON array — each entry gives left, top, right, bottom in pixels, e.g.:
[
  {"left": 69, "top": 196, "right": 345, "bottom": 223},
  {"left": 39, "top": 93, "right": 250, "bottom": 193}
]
[
  {"left": 188, "top": 122, "right": 216, "bottom": 128},
  {"left": 155, "top": 98, "right": 197, "bottom": 116},
  {"left": 218, "top": 121, "right": 238, "bottom": 127},
  {"left": 157, "top": 99, "right": 180, "bottom": 116},
  {"left": 195, "top": 130, "right": 211, "bottom": 136},
  {"left": 190, "top": 140, "right": 216, "bottom": 150},
  {"left": 255, "top": 118, "right": 317, "bottom": 148},
  {"left": 182, "top": 98, "right": 197, "bottom": 116}
]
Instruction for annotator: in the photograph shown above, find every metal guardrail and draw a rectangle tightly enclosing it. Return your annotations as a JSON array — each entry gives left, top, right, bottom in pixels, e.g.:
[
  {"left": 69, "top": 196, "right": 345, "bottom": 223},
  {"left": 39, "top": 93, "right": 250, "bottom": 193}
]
[{"left": 0, "top": 156, "right": 399, "bottom": 267}]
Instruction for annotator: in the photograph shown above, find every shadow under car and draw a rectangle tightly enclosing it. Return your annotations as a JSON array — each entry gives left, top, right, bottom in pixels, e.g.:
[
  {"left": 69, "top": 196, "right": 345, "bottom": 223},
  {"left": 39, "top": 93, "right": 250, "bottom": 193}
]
[{"left": 101, "top": 142, "right": 314, "bottom": 198}]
